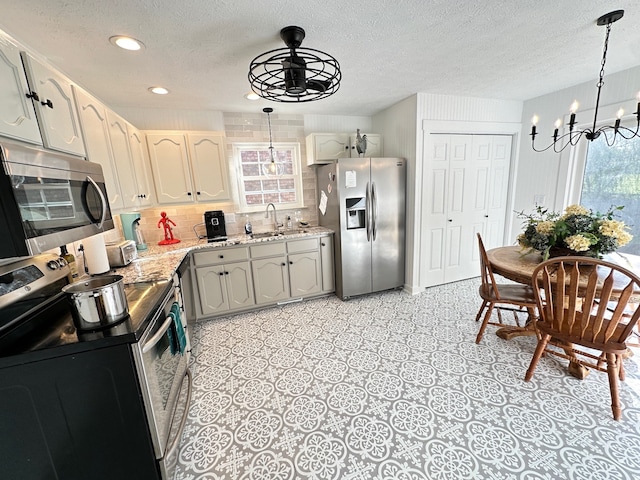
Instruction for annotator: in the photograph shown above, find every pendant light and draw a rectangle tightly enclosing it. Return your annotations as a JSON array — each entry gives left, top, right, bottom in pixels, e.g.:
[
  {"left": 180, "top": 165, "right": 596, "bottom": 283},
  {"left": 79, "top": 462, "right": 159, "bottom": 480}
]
[{"left": 262, "top": 107, "right": 283, "bottom": 177}]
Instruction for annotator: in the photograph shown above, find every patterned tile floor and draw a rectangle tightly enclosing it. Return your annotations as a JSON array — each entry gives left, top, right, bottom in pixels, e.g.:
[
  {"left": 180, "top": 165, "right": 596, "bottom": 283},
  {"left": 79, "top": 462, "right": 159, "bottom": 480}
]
[{"left": 174, "top": 279, "right": 640, "bottom": 479}]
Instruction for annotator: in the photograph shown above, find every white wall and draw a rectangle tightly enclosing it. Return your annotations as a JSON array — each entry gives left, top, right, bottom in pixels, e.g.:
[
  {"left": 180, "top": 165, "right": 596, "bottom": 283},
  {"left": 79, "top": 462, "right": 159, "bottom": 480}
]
[
  {"left": 512, "top": 64, "right": 640, "bottom": 242},
  {"left": 374, "top": 93, "right": 523, "bottom": 292},
  {"left": 112, "top": 106, "right": 225, "bottom": 131},
  {"left": 303, "top": 115, "right": 372, "bottom": 134}
]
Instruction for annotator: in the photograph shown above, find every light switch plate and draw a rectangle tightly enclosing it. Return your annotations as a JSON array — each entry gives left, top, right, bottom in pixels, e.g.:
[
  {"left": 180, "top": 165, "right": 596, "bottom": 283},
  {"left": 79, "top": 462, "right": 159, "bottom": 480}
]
[{"left": 225, "top": 213, "right": 236, "bottom": 224}]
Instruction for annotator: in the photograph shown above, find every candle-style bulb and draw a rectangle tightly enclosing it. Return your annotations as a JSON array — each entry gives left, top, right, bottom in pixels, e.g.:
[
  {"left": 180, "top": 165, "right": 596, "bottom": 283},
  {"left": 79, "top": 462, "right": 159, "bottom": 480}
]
[
  {"left": 570, "top": 101, "right": 579, "bottom": 113},
  {"left": 531, "top": 115, "right": 539, "bottom": 126},
  {"left": 617, "top": 108, "right": 624, "bottom": 119},
  {"left": 554, "top": 118, "right": 562, "bottom": 129}
]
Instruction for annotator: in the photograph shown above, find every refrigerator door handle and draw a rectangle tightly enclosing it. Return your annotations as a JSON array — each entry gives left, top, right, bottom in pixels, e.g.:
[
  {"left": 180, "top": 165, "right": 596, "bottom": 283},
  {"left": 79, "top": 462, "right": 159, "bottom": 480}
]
[
  {"left": 365, "top": 181, "right": 371, "bottom": 242},
  {"left": 371, "top": 181, "right": 377, "bottom": 241}
]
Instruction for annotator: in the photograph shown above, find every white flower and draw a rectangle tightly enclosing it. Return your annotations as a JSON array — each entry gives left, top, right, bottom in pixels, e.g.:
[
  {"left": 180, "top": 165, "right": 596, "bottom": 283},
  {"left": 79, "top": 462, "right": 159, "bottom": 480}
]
[{"left": 565, "top": 234, "right": 591, "bottom": 252}]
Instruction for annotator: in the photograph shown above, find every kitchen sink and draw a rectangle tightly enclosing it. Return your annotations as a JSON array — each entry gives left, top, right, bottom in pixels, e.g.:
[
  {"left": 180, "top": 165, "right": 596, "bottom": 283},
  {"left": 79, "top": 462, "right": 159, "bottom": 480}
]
[{"left": 250, "top": 229, "right": 308, "bottom": 239}]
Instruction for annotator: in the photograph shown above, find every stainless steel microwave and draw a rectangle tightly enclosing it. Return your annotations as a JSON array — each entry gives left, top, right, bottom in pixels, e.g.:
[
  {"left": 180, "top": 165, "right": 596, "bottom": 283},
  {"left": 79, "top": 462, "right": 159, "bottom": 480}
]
[{"left": 0, "top": 140, "right": 114, "bottom": 258}]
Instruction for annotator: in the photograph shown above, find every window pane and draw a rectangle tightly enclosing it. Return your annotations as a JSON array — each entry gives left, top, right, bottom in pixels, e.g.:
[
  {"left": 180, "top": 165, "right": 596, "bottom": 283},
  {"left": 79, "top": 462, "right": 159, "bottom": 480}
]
[
  {"left": 580, "top": 135, "right": 640, "bottom": 255},
  {"left": 242, "top": 163, "right": 260, "bottom": 176},
  {"left": 246, "top": 194, "right": 263, "bottom": 205},
  {"left": 244, "top": 180, "right": 262, "bottom": 192}
]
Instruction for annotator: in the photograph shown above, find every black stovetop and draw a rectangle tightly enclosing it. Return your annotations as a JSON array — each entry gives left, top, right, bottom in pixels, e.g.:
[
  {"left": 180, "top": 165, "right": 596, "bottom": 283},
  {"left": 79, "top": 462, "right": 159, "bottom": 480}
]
[{"left": 0, "top": 280, "right": 173, "bottom": 368}]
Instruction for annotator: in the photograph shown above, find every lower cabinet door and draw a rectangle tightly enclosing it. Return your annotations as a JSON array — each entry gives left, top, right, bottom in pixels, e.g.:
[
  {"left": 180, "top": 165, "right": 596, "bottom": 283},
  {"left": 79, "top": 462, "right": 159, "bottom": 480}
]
[
  {"left": 252, "top": 256, "right": 290, "bottom": 304},
  {"left": 196, "top": 265, "right": 229, "bottom": 315},
  {"left": 225, "top": 261, "right": 255, "bottom": 310},
  {"left": 288, "top": 251, "right": 322, "bottom": 297}
]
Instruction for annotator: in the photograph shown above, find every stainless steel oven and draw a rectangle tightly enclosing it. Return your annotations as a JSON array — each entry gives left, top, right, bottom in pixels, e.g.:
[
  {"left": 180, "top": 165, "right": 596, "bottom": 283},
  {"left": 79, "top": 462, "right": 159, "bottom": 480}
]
[
  {"left": 132, "top": 275, "right": 192, "bottom": 480},
  {"left": 0, "top": 138, "right": 113, "bottom": 259}
]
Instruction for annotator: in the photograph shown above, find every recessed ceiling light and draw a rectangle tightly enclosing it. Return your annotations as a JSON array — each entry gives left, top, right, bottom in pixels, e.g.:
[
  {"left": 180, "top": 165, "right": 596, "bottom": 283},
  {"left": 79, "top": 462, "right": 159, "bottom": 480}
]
[
  {"left": 148, "top": 86, "right": 169, "bottom": 95},
  {"left": 109, "top": 35, "right": 145, "bottom": 51},
  {"left": 244, "top": 91, "right": 260, "bottom": 100}
]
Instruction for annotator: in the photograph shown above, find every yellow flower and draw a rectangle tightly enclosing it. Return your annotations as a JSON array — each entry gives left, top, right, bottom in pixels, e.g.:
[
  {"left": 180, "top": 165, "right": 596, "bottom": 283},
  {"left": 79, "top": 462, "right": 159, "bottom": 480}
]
[
  {"left": 517, "top": 233, "right": 529, "bottom": 247},
  {"left": 565, "top": 234, "right": 591, "bottom": 252},
  {"left": 535, "top": 221, "right": 555, "bottom": 235},
  {"left": 564, "top": 204, "right": 589, "bottom": 216},
  {"left": 617, "top": 230, "right": 633, "bottom": 247}
]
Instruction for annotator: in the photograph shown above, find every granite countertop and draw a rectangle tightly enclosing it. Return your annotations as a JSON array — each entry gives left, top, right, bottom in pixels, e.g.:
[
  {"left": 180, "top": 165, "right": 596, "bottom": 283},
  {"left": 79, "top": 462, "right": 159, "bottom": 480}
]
[{"left": 114, "top": 226, "right": 333, "bottom": 284}]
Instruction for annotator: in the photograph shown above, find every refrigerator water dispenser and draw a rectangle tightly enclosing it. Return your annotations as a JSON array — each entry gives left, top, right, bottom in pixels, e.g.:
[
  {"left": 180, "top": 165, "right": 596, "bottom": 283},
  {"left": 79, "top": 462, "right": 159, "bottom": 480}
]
[{"left": 345, "top": 197, "right": 366, "bottom": 229}]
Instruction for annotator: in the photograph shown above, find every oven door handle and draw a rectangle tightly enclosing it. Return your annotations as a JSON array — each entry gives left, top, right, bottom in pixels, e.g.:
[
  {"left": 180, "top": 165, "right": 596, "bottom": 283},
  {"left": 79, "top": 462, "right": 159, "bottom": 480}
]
[
  {"left": 142, "top": 314, "right": 173, "bottom": 354},
  {"left": 86, "top": 175, "right": 107, "bottom": 229},
  {"left": 165, "top": 368, "right": 193, "bottom": 459}
]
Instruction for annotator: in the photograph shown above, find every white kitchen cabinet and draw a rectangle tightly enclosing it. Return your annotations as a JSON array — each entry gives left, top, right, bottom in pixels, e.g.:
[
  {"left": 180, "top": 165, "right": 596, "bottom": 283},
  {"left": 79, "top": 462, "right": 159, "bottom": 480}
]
[
  {"left": 288, "top": 251, "right": 322, "bottom": 297},
  {"left": 73, "top": 86, "right": 123, "bottom": 209},
  {"left": 348, "top": 133, "right": 383, "bottom": 158},
  {"left": 193, "top": 247, "right": 255, "bottom": 317},
  {"left": 146, "top": 131, "right": 230, "bottom": 205},
  {"left": 250, "top": 242, "right": 290, "bottom": 305},
  {"left": 127, "top": 124, "right": 153, "bottom": 208},
  {"left": 0, "top": 35, "right": 41, "bottom": 144},
  {"left": 306, "top": 133, "right": 383, "bottom": 165},
  {"left": 186, "top": 133, "right": 230, "bottom": 202},
  {"left": 106, "top": 111, "right": 152, "bottom": 209},
  {"left": 319, "top": 235, "right": 334, "bottom": 293},
  {"left": 420, "top": 134, "right": 512, "bottom": 287},
  {"left": 306, "top": 133, "right": 349, "bottom": 166},
  {"left": 21, "top": 52, "right": 85, "bottom": 156}
]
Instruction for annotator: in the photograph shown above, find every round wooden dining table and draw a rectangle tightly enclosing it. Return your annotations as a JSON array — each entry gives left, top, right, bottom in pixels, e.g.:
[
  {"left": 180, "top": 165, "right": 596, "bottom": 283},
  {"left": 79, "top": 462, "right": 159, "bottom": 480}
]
[{"left": 485, "top": 245, "right": 640, "bottom": 378}]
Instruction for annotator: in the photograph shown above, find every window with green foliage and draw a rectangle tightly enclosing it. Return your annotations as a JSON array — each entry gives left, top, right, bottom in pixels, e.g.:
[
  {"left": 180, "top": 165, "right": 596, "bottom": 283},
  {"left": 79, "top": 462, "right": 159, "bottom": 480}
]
[
  {"left": 580, "top": 135, "right": 640, "bottom": 255},
  {"left": 234, "top": 143, "right": 304, "bottom": 211}
]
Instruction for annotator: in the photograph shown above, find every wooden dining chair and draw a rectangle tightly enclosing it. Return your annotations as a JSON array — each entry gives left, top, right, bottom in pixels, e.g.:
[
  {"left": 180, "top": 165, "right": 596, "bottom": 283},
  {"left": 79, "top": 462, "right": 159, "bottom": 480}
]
[
  {"left": 475, "top": 234, "right": 537, "bottom": 344},
  {"left": 525, "top": 256, "right": 640, "bottom": 420}
]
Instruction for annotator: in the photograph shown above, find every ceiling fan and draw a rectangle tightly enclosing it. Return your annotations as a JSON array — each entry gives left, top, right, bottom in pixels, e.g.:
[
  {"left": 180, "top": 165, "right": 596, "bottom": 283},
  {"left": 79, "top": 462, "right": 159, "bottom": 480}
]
[{"left": 248, "top": 26, "right": 341, "bottom": 103}]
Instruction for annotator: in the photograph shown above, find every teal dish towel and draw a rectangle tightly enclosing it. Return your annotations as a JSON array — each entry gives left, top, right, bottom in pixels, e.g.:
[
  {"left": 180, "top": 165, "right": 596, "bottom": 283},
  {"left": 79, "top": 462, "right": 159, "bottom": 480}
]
[{"left": 169, "top": 302, "right": 187, "bottom": 355}]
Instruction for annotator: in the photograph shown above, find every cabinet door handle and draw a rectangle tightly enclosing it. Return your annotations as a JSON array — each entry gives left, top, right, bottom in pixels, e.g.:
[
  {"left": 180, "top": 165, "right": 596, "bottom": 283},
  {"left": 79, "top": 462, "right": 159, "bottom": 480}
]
[
  {"left": 321, "top": 242, "right": 326, "bottom": 246},
  {"left": 281, "top": 262, "right": 286, "bottom": 266},
  {"left": 484, "top": 215, "right": 489, "bottom": 218},
  {"left": 41, "top": 99, "right": 54, "bottom": 109},
  {"left": 224, "top": 271, "right": 229, "bottom": 275},
  {"left": 187, "top": 192, "right": 192, "bottom": 196},
  {"left": 197, "top": 191, "right": 201, "bottom": 195},
  {"left": 26, "top": 91, "right": 40, "bottom": 101},
  {"left": 219, "top": 255, "right": 224, "bottom": 259},
  {"left": 448, "top": 219, "right": 453, "bottom": 222},
  {"left": 218, "top": 272, "right": 224, "bottom": 276},
  {"left": 289, "top": 261, "right": 293, "bottom": 265}
]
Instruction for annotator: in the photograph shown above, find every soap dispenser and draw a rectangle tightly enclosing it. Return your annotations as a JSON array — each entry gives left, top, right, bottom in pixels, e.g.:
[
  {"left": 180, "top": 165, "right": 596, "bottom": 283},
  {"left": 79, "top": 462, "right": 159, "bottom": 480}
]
[{"left": 244, "top": 215, "right": 253, "bottom": 235}]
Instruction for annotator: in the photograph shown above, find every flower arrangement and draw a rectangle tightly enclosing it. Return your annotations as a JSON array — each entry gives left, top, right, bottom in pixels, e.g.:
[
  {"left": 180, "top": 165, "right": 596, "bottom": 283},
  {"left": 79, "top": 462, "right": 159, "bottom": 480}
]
[{"left": 516, "top": 204, "right": 633, "bottom": 260}]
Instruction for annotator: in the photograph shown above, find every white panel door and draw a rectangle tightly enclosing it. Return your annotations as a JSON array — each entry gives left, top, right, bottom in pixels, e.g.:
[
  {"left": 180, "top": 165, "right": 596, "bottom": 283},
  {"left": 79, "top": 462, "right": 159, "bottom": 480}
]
[
  {"left": 73, "top": 87, "right": 123, "bottom": 210},
  {"left": 127, "top": 125, "right": 153, "bottom": 207},
  {"left": 146, "top": 133, "right": 194, "bottom": 204},
  {"left": 0, "top": 37, "right": 41, "bottom": 144},
  {"left": 21, "top": 53, "right": 85, "bottom": 156},
  {"left": 420, "top": 133, "right": 513, "bottom": 287},
  {"left": 186, "top": 133, "right": 230, "bottom": 202},
  {"left": 106, "top": 110, "right": 139, "bottom": 209}
]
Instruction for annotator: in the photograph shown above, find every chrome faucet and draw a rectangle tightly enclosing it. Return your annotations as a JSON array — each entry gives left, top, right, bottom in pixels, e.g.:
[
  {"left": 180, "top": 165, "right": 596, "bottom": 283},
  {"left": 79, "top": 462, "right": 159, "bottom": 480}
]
[{"left": 265, "top": 203, "right": 280, "bottom": 231}]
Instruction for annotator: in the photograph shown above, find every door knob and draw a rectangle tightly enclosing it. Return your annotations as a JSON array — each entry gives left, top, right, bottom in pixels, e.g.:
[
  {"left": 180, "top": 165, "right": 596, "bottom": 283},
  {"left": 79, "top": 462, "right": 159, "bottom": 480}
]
[
  {"left": 41, "top": 99, "right": 54, "bottom": 108},
  {"left": 26, "top": 91, "right": 40, "bottom": 101}
]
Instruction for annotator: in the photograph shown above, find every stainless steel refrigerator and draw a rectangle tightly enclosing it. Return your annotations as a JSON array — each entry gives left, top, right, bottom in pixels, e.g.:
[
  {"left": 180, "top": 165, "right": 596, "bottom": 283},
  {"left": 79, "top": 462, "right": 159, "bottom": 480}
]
[{"left": 317, "top": 157, "right": 406, "bottom": 299}]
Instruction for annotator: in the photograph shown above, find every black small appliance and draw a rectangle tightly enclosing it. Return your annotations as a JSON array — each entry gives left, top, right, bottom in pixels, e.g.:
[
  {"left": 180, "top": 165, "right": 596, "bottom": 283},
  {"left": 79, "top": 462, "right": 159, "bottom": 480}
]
[{"left": 204, "top": 210, "right": 227, "bottom": 242}]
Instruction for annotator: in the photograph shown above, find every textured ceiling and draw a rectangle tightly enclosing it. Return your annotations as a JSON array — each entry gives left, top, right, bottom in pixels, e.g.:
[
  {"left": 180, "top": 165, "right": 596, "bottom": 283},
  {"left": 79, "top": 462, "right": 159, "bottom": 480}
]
[{"left": 1, "top": 0, "right": 639, "bottom": 116}]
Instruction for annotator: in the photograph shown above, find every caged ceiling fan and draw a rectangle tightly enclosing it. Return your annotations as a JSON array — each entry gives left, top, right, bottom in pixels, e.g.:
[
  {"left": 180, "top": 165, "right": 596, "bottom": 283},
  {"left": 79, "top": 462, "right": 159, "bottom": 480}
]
[{"left": 248, "top": 26, "right": 341, "bottom": 103}]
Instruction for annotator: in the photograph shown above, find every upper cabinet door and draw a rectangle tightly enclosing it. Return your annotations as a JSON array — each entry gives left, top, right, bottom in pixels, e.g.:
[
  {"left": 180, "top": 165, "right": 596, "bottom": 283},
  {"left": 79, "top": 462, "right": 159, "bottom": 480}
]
[
  {"left": 0, "top": 37, "right": 41, "bottom": 144},
  {"left": 127, "top": 125, "right": 153, "bottom": 207},
  {"left": 187, "top": 133, "right": 230, "bottom": 202},
  {"left": 146, "top": 133, "right": 194, "bottom": 204},
  {"left": 348, "top": 133, "right": 383, "bottom": 158},
  {"left": 21, "top": 52, "right": 85, "bottom": 156},
  {"left": 73, "top": 86, "right": 123, "bottom": 210},
  {"left": 106, "top": 110, "right": 139, "bottom": 209},
  {"left": 306, "top": 133, "right": 350, "bottom": 166}
]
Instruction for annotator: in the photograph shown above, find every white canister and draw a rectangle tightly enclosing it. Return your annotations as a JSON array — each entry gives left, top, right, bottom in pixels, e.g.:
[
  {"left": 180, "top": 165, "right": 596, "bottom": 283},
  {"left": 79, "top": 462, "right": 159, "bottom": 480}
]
[{"left": 83, "top": 233, "right": 110, "bottom": 275}]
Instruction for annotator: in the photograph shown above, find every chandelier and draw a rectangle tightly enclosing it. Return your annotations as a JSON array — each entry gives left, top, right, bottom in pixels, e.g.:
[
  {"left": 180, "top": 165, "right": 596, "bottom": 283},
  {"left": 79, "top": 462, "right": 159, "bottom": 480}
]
[
  {"left": 530, "top": 10, "right": 640, "bottom": 152},
  {"left": 261, "top": 107, "right": 283, "bottom": 177},
  {"left": 248, "top": 26, "right": 341, "bottom": 103}
]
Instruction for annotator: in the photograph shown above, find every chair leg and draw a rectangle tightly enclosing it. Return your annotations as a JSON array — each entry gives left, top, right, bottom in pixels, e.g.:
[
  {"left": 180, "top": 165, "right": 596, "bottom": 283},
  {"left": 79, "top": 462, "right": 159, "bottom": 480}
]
[
  {"left": 606, "top": 353, "right": 622, "bottom": 420},
  {"left": 525, "top": 334, "right": 550, "bottom": 382},
  {"left": 475, "top": 300, "right": 488, "bottom": 322},
  {"left": 475, "top": 303, "right": 495, "bottom": 344},
  {"left": 618, "top": 354, "right": 626, "bottom": 382}
]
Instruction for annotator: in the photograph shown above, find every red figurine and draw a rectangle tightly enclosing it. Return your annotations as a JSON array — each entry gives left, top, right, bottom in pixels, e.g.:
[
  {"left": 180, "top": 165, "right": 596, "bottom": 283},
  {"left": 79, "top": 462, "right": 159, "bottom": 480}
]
[{"left": 157, "top": 211, "right": 180, "bottom": 245}]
